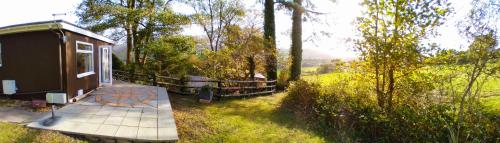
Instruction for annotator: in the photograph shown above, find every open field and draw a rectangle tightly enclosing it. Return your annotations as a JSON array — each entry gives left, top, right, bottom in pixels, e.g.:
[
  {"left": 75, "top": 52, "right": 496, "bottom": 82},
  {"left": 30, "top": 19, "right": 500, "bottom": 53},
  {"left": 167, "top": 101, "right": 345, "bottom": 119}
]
[
  {"left": 302, "top": 70, "right": 500, "bottom": 116},
  {"left": 482, "top": 96, "right": 500, "bottom": 114},
  {"left": 302, "top": 68, "right": 499, "bottom": 96},
  {"left": 172, "top": 93, "right": 329, "bottom": 143},
  {"left": 302, "top": 66, "right": 319, "bottom": 75}
]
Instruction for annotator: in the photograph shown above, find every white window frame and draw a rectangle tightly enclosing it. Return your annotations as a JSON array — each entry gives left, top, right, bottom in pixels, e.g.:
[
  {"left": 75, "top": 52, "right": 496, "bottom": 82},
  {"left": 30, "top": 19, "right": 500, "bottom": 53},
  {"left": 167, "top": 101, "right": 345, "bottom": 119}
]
[{"left": 76, "top": 41, "right": 95, "bottom": 78}]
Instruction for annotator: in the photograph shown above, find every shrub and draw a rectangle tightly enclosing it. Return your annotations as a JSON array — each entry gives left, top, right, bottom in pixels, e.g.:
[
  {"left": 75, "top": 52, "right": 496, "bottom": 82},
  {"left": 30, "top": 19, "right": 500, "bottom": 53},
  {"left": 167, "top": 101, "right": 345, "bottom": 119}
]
[
  {"left": 281, "top": 78, "right": 499, "bottom": 142},
  {"left": 112, "top": 54, "right": 124, "bottom": 70},
  {"left": 281, "top": 80, "right": 321, "bottom": 112}
]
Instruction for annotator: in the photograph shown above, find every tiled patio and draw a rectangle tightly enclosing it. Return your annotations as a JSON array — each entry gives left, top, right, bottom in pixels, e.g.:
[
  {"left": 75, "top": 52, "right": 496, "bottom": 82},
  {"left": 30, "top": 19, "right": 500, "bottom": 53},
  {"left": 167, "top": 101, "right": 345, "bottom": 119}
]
[{"left": 27, "top": 81, "right": 178, "bottom": 142}]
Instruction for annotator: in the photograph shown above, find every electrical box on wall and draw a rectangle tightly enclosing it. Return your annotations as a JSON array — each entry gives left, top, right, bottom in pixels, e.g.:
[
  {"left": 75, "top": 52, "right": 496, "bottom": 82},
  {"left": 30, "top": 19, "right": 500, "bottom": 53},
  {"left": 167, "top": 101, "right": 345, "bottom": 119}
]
[
  {"left": 77, "top": 89, "right": 84, "bottom": 96},
  {"left": 2, "top": 80, "right": 17, "bottom": 95},
  {"left": 46, "top": 93, "right": 67, "bottom": 104}
]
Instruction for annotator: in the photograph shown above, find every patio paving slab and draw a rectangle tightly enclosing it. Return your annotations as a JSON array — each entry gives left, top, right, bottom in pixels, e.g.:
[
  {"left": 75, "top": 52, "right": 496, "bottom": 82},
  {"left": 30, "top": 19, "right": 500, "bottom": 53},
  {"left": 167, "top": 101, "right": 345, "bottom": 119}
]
[{"left": 27, "top": 81, "right": 178, "bottom": 142}]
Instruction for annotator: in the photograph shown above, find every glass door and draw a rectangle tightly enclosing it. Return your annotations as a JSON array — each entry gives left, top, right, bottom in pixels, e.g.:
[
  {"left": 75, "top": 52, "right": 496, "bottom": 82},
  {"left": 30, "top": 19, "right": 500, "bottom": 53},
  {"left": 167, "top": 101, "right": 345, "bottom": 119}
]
[{"left": 100, "top": 46, "right": 112, "bottom": 85}]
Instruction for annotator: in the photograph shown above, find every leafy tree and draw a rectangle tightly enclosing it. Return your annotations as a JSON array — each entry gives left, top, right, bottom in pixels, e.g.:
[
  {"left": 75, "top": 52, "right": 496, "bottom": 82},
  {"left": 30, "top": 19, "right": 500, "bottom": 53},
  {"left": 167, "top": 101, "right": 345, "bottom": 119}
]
[
  {"left": 225, "top": 25, "right": 266, "bottom": 79},
  {"left": 77, "top": 0, "right": 189, "bottom": 65},
  {"left": 143, "top": 35, "right": 197, "bottom": 77},
  {"left": 196, "top": 24, "right": 267, "bottom": 80},
  {"left": 453, "top": 0, "right": 500, "bottom": 140},
  {"left": 356, "top": 0, "right": 450, "bottom": 111},
  {"left": 189, "top": 0, "right": 245, "bottom": 51}
]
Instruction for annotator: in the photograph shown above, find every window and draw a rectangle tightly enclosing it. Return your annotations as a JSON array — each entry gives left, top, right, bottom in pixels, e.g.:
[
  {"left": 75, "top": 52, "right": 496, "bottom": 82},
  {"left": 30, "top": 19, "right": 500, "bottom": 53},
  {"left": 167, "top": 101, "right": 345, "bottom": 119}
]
[{"left": 76, "top": 41, "right": 94, "bottom": 78}]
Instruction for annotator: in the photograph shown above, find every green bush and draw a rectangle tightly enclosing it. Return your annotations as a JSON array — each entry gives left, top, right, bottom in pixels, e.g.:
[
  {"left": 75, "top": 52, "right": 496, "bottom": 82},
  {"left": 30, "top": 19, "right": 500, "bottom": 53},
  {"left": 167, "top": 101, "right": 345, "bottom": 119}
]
[
  {"left": 282, "top": 80, "right": 321, "bottom": 112},
  {"left": 276, "top": 69, "right": 290, "bottom": 90},
  {"left": 112, "top": 54, "right": 124, "bottom": 70}
]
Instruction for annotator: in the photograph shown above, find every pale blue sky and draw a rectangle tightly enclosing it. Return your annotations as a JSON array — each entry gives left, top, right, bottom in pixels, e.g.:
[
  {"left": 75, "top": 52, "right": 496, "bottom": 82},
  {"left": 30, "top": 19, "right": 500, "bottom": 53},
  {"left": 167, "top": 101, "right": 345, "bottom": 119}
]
[{"left": 0, "top": 0, "right": 474, "bottom": 60}]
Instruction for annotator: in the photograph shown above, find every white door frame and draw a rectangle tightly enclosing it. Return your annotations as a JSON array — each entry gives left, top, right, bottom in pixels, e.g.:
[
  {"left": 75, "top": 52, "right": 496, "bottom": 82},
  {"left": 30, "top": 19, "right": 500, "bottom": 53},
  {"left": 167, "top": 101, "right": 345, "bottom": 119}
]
[{"left": 99, "top": 45, "right": 112, "bottom": 86}]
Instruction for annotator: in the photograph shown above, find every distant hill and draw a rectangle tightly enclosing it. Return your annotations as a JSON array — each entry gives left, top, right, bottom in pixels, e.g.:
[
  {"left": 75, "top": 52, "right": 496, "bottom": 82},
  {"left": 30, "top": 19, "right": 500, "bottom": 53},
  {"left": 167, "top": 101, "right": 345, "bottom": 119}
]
[
  {"left": 278, "top": 48, "right": 334, "bottom": 67},
  {"left": 278, "top": 48, "right": 334, "bottom": 60},
  {"left": 112, "top": 43, "right": 127, "bottom": 61},
  {"left": 113, "top": 44, "right": 335, "bottom": 67}
]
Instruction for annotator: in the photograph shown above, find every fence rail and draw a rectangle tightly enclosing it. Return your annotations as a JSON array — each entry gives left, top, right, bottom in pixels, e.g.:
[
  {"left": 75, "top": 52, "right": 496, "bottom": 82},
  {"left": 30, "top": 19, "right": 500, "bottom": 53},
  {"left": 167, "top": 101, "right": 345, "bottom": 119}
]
[{"left": 112, "top": 70, "right": 276, "bottom": 99}]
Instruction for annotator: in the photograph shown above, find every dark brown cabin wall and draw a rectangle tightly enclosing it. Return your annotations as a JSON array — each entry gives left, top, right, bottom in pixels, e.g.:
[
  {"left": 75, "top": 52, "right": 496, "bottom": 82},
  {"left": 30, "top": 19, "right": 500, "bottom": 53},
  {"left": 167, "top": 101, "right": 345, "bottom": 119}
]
[
  {"left": 64, "top": 30, "right": 110, "bottom": 98},
  {"left": 0, "top": 31, "right": 62, "bottom": 99}
]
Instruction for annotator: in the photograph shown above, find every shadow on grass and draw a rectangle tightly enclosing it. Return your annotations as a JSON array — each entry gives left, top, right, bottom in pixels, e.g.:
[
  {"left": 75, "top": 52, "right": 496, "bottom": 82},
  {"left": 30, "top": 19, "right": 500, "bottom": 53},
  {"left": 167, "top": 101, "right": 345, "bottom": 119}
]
[{"left": 169, "top": 93, "right": 335, "bottom": 142}]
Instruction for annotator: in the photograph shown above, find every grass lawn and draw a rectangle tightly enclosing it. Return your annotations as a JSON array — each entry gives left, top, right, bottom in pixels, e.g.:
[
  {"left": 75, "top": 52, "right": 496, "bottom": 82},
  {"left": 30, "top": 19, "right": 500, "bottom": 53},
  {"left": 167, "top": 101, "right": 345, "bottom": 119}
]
[
  {"left": 171, "top": 93, "right": 328, "bottom": 143},
  {"left": 481, "top": 96, "right": 500, "bottom": 114},
  {"left": 0, "top": 122, "right": 87, "bottom": 143},
  {"left": 302, "top": 66, "right": 318, "bottom": 73}
]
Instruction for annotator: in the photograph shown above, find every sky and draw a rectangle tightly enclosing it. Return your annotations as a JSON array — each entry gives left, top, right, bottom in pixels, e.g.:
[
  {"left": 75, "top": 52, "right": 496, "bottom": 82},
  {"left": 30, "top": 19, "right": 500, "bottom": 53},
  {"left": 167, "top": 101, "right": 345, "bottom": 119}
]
[{"left": 0, "top": 0, "right": 475, "bottom": 60}]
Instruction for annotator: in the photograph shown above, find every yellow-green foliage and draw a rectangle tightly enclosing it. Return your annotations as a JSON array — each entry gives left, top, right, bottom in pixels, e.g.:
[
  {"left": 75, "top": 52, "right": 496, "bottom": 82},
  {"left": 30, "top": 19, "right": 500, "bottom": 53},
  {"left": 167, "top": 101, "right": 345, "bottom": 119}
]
[
  {"left": 481, "top": 96, "right": 500, "bottom": 114},
  {"left": 284, "top": 69, "right": 499, "bottom": 142}
]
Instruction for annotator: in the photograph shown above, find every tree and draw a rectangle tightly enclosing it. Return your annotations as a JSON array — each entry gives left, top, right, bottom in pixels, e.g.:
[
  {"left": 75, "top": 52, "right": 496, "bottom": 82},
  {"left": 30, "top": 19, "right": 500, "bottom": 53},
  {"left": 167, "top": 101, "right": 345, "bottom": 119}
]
[
  {"left": 277, "top": 0, "right": 328, "bottom": 81},
  {"left": 190, "top": 0, "right": 245, "bottom": 51},
  {"left": 143, "top": 35, "right": 197, "bottom": 77},
  {"left": 264, "top": 0, "right": 278, "bottom": 81},
  {"left": 289, "top": 0, "right": 304, "bottom": 81},
  {"left": 77, "top": 0, "right": 189, "bottom": 65},
  {"left": 225, "top": 25, "right": 266, "bottom": 80},
  {"left": 453, "top": 0, "right": 500, "bottom": 140},
  {"left": 356, "top": 0, "right": 450, "bottom": 110}
]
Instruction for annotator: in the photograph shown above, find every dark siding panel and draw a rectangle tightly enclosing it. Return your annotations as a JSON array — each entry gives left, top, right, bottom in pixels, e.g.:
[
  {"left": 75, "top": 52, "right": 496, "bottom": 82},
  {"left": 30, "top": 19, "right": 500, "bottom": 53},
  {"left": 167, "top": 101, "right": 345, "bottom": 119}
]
[
  {"left": 0, "top": 31, "right": 62, "bottom": 99},
  {"left": 64, "top": 31, "right": 111, "bottom": 98}
]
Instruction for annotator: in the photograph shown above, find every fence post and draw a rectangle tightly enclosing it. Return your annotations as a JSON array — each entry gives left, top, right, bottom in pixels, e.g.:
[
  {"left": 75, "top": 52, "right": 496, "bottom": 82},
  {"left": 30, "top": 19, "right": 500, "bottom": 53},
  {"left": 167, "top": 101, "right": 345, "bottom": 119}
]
[
  {"left": 151, "top": 73, "right": 157, "bottom": 86},
  {"left": 180, "top": 77, "right": 185, "bottom": 95},
  {"left": 217, "top": 80, "right": 222, "bottom": 100}
]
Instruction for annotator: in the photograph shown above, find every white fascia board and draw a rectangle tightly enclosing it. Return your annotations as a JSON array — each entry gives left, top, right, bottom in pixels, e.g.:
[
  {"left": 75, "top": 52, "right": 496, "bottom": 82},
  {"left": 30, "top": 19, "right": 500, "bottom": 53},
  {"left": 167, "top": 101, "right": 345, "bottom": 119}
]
[
  {"left": 59, "top": 23, "right": 115, "bottom": 44},
  {"left": 0, "top": 23, "right": 53, "bottom": 35},
  {"left": 0, "top": 22, "right": 115, "bottom": 44}
]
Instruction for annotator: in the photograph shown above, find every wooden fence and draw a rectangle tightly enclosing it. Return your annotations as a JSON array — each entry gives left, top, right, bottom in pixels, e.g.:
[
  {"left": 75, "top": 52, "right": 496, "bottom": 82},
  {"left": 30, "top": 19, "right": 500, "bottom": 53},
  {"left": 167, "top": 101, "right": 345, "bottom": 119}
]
[{"left": 112, "top": 70, "right": 276, "bottom": 98}]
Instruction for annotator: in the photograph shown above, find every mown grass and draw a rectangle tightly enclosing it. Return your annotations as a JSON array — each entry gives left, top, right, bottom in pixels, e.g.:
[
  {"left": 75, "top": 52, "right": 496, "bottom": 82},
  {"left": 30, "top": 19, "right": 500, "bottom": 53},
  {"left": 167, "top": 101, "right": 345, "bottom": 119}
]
[
  {"left": 0, "top": 122, "right": 87, "bottom": 143},
  {"left": 171, "top": 93, "right": 328, "bottom": 143}
]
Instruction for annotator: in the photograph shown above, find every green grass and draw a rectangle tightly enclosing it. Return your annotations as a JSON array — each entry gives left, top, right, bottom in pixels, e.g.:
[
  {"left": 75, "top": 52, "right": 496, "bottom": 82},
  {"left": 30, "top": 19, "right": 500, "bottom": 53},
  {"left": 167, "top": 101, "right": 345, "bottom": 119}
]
[
  {"left": 302, "top": 72, "right": 359, "bottom": 87},
  {"left": 302, "top": 69, "right": 500, "bottom": 116},
  {"left": 302, "top": 67, "right": 318, "bottom": 73},
  {"left": 172, "top": 93, "right": 328, "bottom": 143},
  {"left": 0, "top": 122, "right": 87, "bottom": 143},
  {"left": 481, "top": 96, "right": 500, "bottom": 114}
]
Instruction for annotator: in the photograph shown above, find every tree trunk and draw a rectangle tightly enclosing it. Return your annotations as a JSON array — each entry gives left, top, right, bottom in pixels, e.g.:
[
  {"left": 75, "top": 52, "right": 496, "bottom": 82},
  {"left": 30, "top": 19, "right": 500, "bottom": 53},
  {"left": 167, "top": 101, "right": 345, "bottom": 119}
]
[
  {"left": 125, "top": 0, "right": 136, "bottom": 65},
  {"left": 264, "top": 0, "right": 277, "bottom": 80},
  {"left": 247, "top": 56, "right": 256, "bottom": 80},
  {"left": 374, "top": 0, "right": 385, "bottom": 108},
  {"left": 126, "top": 25, "right": 133, "bottom": 65},
  {"left": 386, "top": 0, "right": 399, "bottom": 112},
  {"left": 133, "top": 24, "right": 140, "bottom": 65},
  {"left": 387, "top": 66, "right": 395, "bottom": 111},
  {"left": 289, "top": 0, "right": 303, "bottom": 81}
]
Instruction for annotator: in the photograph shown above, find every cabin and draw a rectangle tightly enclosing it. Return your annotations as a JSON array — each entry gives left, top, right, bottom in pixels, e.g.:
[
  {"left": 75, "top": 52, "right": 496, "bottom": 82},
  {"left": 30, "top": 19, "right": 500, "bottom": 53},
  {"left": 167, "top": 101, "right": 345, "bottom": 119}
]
[{"left": 0, "top": 20, "right": 114, "bottom": 102}]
